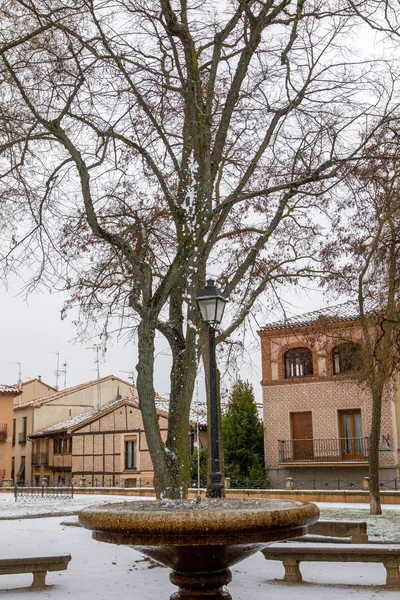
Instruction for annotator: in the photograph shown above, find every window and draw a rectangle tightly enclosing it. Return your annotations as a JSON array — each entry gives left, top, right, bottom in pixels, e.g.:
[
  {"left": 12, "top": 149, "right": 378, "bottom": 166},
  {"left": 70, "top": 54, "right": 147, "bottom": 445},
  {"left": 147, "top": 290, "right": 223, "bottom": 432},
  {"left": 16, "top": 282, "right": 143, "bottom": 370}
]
[
  {"left": 18, "top": 417, "right": 27, "bottom": 444},
  {"left": 332, "top": 343, "right": 362, "bottom": 375},
  {"left": 17, "top": 456, "right": 25, "bottom": 484},
  {"left": 284, "top": 347, "right": 313, "bottom": 378},
  {"left": 12, "top": 419, "right": 16, "bottom": 446},
  {"left": 54, "top": 437, "right": 72, "bottom": 454},
  {"left": 125, "top": 440, "right": 137, "bottom": 470},
  {"left": 339, "top": 410, "right": 364, "bottom": 459}
]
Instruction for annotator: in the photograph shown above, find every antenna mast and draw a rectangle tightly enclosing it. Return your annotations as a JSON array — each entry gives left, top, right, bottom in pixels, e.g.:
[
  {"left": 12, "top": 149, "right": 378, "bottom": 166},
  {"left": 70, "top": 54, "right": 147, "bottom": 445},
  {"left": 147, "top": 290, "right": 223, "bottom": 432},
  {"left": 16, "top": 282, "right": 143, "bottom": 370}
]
[
  {"left": 63, "top": 360, "right": 67, "bottom": 389},
  {"left": 119, "top": 370, "right": 136, "bottom": 386},
  {"left": 11, "top": 362, "right": 22, "bottom": 387},
  {"left": 52, "top": 352, "right": 67, "bottom": 390},
  {"left": 87, "top": 345, "right": 101, "bottom": 409}
]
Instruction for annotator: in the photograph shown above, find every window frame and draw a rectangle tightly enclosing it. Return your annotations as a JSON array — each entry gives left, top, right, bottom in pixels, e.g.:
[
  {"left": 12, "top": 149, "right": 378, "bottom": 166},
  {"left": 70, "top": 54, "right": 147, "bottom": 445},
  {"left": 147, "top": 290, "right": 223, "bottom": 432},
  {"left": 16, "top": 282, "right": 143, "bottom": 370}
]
[
  {"left": 338, "top": 409, "right": 364, "bottom": 459},
  {"left": 284, "top": 347, "right": 314, "bottom": 379},
  {"left": 125, "top": 439, "right": 137, "bottom": 471},
  {"left": 332, "top": 343, "right": 362, "bottom": 375},
  {"left": 53, "top": 437, "right": 72, "bottom": 455}
]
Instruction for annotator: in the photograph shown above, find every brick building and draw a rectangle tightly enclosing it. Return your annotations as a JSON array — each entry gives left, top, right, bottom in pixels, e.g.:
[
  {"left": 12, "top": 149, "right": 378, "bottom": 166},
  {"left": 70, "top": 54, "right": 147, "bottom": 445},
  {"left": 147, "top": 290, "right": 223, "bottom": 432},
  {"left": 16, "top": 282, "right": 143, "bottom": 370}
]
[
  {"left": 13, "top": 375, "right": 135, "bottom": 485},
  {"left": 258, "top": 302, "right": 399, "bottom": 488},
  {"left": 0, "top": 385, "right": 22, "bottom": 483},
  {"left": 29, "top": 395, "right": 208, "bottom": 488}
]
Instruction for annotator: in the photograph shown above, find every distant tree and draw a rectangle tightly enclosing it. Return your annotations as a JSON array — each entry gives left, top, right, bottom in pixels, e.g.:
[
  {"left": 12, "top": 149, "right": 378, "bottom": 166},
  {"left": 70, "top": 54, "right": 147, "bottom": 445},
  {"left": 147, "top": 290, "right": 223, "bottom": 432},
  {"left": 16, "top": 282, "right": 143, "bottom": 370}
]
[{"left": 222, "top": 380, "right": 265, "bottom": 482}]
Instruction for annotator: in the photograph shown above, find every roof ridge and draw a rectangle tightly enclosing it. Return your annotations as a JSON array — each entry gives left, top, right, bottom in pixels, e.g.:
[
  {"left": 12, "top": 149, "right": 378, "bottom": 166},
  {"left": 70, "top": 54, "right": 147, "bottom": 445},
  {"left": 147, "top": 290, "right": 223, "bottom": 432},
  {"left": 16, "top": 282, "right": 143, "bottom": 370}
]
[
  {"left": 260, "top": 298, "right": 378, "bottom": 332},
  {"left": 14, "top": 374, "right": 134, "bottom": 410},
  {"left": 30, "top": 396, "right": 140, "bottom": 437}
]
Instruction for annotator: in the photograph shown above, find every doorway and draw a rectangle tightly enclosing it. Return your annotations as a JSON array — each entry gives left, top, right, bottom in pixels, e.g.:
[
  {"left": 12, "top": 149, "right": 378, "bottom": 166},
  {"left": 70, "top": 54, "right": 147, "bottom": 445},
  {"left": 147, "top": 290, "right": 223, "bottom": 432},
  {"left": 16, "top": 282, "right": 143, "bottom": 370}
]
[{"left": 291, "top": 411, "right": 313, "bottom": 460}]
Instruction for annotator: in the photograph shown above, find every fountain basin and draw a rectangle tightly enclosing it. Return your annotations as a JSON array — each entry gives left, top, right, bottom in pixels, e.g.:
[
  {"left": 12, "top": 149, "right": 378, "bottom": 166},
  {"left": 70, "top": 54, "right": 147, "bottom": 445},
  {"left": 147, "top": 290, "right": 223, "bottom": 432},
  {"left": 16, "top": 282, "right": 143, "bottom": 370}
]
[{"left": 79, "top": 498, "right": 319, "bottom": 599}]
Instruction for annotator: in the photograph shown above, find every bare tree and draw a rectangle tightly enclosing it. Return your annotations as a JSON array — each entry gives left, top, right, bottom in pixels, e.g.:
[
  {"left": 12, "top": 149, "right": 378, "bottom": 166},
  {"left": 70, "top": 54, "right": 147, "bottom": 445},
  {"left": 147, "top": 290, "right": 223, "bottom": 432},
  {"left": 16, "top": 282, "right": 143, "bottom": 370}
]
[
  {"left": 323, "top": 124, "right": 400, "bottom": 514},
  {"left": 0, "top": 0, "right": 397, "bottom": 498}
]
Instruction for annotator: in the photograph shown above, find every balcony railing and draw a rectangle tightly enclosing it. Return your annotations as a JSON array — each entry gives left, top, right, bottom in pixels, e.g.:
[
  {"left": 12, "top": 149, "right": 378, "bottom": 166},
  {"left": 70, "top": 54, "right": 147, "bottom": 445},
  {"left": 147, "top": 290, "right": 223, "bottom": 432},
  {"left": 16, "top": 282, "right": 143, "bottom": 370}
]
[
  {"left": 0, "top": 424, "right": 7, "bottom": 442},
  {"left": 18, "top": 431, "right": 27, "bottom": 445},
  {"left": 278, "top": 437, "right": 369, "bottom": 463},
  {"left": 32, "top": 453, "right": 49, "bottom": 467}
]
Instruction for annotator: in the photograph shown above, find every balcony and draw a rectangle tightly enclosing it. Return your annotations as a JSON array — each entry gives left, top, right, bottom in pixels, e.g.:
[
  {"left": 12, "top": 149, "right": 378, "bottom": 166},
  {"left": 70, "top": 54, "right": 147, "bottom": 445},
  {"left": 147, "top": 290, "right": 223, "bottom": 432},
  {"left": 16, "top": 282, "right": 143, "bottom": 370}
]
[
  {"left": 278, "top": 437, "right": 369, "bottom": 464},
  {"left": 50, "top": 454, "right": 72, "bottom": 470},
  {"left": 32, "top": 453, "right": 49, "bottom": 467},
  {"left": 0, "top": 424, "right": 6, "bottom": 442}
]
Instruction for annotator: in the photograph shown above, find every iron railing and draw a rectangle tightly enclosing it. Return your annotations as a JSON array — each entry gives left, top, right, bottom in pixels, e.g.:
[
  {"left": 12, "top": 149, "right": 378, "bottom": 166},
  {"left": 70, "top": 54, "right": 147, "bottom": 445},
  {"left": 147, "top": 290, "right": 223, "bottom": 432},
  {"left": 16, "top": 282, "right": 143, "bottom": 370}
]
[
  {"left": 278, "top": 437, "right": 369, "bottom": 463},
  {"left": 14, "top": 484, "right": 74, "bottom": 501},
  {"left": 31, "top": 453, "right": 49, "bottom": 466},
  {"left": 263, "top": 477, "right": 399, "bottom": 491},
  {"left": 0, "top": 424, "right": 6, "bottom": 442}
]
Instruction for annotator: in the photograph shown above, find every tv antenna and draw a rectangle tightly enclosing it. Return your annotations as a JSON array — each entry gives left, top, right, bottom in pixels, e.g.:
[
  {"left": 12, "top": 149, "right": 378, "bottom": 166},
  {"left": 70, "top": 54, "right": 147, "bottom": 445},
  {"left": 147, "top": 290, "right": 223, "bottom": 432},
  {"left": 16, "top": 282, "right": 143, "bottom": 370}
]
[
  {"left": 119, "top": 370, "right": 136, "bottom": 385},
  {"left": 87, "top": 345, "right": 102, "bottom": 409},
  {"left": 52, "top": 352, "right": 67, "bottom": 390},
  {"left": 11, "top": 362, "right": 22, "bottom": 387}
]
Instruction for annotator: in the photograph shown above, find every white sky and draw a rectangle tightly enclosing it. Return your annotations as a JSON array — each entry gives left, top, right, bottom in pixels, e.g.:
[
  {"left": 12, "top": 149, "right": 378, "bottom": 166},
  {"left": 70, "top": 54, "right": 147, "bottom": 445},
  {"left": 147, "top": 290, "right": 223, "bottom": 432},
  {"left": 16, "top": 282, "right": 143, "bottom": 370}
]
[{"left": 0, "top": 495, "right": 399, "bottom": 598}]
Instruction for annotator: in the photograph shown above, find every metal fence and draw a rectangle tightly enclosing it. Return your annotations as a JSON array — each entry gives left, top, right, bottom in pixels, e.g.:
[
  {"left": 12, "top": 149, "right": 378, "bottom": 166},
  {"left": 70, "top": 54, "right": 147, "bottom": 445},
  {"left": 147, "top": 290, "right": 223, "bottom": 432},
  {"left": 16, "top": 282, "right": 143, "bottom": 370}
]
[
  {"left": 239, "top": 477, "right": 399, "bottom": 491},
  {"left": 10, "top": 477, "right": 400, "bottom": 494},
  {"left": 14, "top": 485, "right": 74, "bottom": 502}
]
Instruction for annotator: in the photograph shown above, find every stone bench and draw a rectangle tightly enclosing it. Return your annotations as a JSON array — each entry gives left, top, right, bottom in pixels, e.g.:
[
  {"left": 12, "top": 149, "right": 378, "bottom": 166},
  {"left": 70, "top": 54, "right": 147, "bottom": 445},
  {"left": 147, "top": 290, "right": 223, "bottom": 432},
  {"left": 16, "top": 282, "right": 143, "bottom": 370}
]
[
  {"left": 0, "top": 555, "right": 71, "bottom": 588},
  {"left": 262, "top": 543, "right": 400, "bottom": 587},
  {"left": 307, "top": 520, "right": 368, "bottom": 543}
]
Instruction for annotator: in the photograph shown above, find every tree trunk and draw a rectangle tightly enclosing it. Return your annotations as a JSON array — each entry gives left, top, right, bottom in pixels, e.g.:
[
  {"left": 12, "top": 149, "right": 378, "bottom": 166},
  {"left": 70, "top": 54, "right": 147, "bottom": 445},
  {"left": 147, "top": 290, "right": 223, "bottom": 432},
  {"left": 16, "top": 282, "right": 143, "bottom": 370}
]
[
  {"left": 136, "top": 314, "right": 171, "bottom": 498},
  {"left": 165, "top": 324, "right": 198, "bottom": 498},
  {"left": 369, "top": 386, "right": 383, "bottom": 515}
]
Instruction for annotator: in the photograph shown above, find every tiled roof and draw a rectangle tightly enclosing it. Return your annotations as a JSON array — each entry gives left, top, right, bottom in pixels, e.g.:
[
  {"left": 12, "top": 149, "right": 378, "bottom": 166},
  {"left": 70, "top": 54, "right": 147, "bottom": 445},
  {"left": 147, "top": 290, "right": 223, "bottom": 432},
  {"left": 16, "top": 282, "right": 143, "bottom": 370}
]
[
  {"left": 30, "top": 393, "right": 263, "bottom": 438},
  {"left": 0, "top": 384, "right": 22, "bottom": 396},
  {"left": 14, "top": 375, "right": 133, "bottom": 410},
  {"left": 260, "top": 299, "right": 378, "bottom": 331},
  {"left": 30, "top": 397, "right": 139, "bottom": 437}
]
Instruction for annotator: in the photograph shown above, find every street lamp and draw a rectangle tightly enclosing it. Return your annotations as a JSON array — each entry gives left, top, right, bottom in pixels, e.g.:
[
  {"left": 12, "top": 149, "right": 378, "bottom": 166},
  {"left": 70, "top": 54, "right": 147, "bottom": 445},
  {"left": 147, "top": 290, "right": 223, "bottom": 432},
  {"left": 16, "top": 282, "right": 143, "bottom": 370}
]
[{"left": 196, "top": 279, "right": 228, "bottom": 498}]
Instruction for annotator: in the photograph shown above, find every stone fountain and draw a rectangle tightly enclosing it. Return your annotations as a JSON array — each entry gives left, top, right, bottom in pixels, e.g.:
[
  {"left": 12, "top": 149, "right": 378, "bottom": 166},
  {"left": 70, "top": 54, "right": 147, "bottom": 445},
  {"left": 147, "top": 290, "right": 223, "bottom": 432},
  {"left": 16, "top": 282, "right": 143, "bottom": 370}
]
[{"left": 79, "top": 497, "right": 319, "bottom": 599}]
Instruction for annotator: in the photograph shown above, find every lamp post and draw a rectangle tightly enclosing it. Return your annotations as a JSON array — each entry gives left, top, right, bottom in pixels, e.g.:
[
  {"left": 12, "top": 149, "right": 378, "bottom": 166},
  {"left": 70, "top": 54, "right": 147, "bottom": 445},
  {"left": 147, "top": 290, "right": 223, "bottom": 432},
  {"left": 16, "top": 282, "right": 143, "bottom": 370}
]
[{"left": 196, "top": 279, "right": 228, "bottom": 498}]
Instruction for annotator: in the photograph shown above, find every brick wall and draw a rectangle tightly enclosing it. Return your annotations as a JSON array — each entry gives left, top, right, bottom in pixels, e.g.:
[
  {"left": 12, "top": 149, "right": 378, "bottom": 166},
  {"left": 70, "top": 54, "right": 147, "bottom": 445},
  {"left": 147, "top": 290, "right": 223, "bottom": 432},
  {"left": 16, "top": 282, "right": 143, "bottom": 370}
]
[{"left": 259, "top": 326, "right": 399, "bottom": 475}]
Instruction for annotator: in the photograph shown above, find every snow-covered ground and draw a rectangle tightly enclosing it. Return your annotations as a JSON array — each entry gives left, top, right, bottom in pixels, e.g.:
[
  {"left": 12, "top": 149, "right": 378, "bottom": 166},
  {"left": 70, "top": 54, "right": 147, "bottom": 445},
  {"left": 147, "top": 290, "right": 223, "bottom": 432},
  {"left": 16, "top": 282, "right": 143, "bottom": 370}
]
[
  {"left": 0, "top": 491, "right": 149, "bottom": 519},
  {"left": 0, "top": 494, "right": 399, "bottom": 599}
]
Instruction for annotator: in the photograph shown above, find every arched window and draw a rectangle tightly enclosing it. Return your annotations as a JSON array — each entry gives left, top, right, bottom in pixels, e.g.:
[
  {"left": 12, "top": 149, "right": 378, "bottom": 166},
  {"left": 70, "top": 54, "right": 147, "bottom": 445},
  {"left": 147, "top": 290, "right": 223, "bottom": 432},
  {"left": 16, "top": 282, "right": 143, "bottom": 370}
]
[
  {"left": 332, "top": 343, "right": 362, "bottom": 375},
  {"left": 284, "top": 347, "right": 313, "bottom": 378}
]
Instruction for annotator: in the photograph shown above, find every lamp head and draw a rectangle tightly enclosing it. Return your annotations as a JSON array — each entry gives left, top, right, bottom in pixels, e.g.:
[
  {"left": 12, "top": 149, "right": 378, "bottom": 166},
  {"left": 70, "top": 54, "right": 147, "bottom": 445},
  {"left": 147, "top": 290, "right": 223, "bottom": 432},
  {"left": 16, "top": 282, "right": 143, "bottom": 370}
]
[{"left": 196, "top": 279, "right": 228, "bottom": 325}]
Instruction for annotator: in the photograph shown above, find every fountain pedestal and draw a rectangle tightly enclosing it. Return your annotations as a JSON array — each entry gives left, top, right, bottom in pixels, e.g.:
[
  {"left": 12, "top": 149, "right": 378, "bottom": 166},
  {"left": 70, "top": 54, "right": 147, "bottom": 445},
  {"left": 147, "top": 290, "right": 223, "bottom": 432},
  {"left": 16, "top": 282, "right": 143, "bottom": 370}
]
[{"left": 79, "top": 498, "right": 319, "bottom": 600}]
